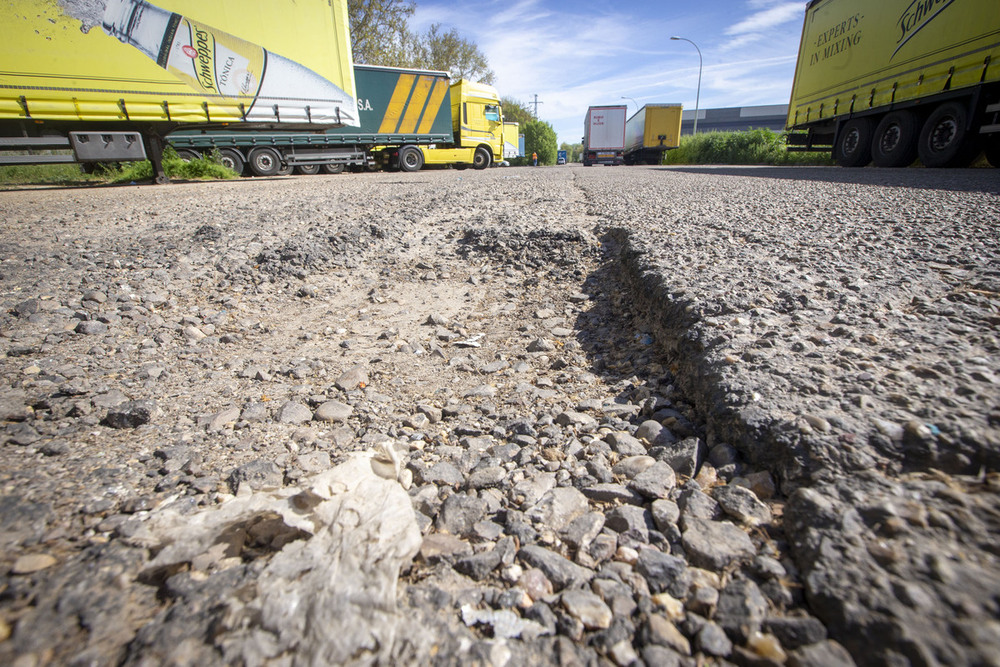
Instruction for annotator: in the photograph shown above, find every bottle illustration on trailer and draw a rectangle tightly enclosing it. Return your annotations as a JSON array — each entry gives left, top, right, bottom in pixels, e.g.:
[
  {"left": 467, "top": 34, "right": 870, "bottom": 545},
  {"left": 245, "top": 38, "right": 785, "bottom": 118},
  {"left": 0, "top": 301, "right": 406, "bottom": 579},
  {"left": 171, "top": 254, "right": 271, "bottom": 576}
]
[{"left": 100, "top": 0, "right": 358, "bottom": 125}]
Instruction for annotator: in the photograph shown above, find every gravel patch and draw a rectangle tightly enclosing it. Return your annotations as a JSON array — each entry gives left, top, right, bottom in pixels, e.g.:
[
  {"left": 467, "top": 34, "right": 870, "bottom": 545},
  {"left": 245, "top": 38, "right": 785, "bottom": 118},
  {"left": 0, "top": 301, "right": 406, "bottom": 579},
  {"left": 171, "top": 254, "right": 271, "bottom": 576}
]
[{"left": 0, "top": 165, "right": 997, "bottom": 665}]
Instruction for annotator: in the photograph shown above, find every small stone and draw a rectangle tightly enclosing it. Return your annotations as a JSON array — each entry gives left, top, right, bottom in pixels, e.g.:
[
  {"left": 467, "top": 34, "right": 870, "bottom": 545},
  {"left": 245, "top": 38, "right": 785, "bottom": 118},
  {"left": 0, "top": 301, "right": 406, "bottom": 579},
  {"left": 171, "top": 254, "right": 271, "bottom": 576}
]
[
  {"left": 715, "top": 579, "right": 769, "bottom": 643},
  {"left": 518, "top": 567, "right": 554, "bottom": 601},
  {"left": 75, "top": 320, "right": 108, "bottom": 335},
  {"left": 605, "top": 431, "right": 647, "bottom": 457},
  {"left": 645, "top": 614, "right": 691, "bottom": 655},
  {"left": 650, "top": 499, "right": 681, "bottom": 532},
  {"left": 518, "top": 544, "right": 590, "bottom": 591},
  {"left": 605, "top": 505, "right": 651, "bottom": 544},
  {"left": 455, "top": 548, "right": 503, "bottom": 581},
  {"left": 629, "top": 461, "right": 678, "bottom": 499},
  {"left": 278, "top": 401, "right": 313, "bottom": 424},
  {"left": 697, "top": 622, "right": 733, "bottom": 657},
  {"left": 712, "top": 485, "right": 772, "bottom": 526},
  {"left": 336, "top": 365, "right": 368, "bottom": 391},
  {"left": 527, "top": 338, "right": 555, "bottom": 352},
  {"left": 612, "top": 455, "right": 656, "bottom": 479},
  {"left": 11, "top": 553, "right": 57, "bottom": 574},
  {"left": 554, "top": 411, "right": 597, "bottom": 429},
  {"left": 102, "top": 400, "right": 159, "bottom": 429},
  {"left": 314, "top": 400, "right": 353, "bottom": 423},
  {"left": 682, "top": 518, "right": 756, "bottom": 570},
  {"left": 561, "top": 589, "right": 613, "bottom": 630},
  {"left": 637, "top": 548, "right": 690, "bottom": 598},
  {"left": 802, "top": 414, "right": 831, "bottom": 433},
  {"left": 526, "top": 487, "right": 589, "bottom": 531}
]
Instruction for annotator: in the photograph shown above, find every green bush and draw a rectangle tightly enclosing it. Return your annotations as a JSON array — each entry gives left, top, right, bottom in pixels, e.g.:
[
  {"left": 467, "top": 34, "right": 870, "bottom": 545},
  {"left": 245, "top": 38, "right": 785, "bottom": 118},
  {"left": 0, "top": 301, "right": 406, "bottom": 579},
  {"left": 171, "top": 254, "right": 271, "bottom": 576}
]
[
  {"left": 662, "top": 129, "right": 834, "bottom": 166},
  {"left": 1, "top": 146, "right": 238, "bottom": 186},
  {"left": 101, "top": 147, "right": 237, "bottom": 183}
]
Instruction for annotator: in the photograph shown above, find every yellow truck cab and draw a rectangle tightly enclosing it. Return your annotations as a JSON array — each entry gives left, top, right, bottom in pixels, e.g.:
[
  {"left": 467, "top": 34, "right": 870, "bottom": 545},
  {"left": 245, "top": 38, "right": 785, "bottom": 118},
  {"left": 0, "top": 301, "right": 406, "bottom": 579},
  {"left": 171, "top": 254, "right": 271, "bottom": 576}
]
[{"left": 417, "top": 79, "right": 504, "bottom": 170}]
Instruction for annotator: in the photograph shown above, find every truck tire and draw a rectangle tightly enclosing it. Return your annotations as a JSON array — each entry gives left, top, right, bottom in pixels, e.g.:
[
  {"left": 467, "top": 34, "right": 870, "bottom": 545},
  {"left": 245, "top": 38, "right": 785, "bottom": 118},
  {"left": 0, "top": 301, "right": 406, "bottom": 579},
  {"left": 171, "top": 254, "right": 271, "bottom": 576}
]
[
  {"left": 248, "top": 147, "right": 282, "bottom": 176},
  {"left": 918, "top": 102, "right": 978, "bottom": 168},
  {"left": 834, "top": 118, "right": 873, "bottom": 167},
  {"left": 473, "top": 146, "right": 491, "bottom": 170},
  {"left": 217, "top": 148, "right": 245, "bottom": 175},
  {"left": 323, "top": 163, "right": 345, "bottom": 174},
  {"left": 398, "top": 146, "right": 424, "bottom": 172},
  {"left": 872, "top": 111, "right": 919, "bottom": 167},
  {"left": 176, "top": 149, "right": 201, "bottom": 162},
  {"left": 295, "top": 164, "right": 321, "bottom": 175}
]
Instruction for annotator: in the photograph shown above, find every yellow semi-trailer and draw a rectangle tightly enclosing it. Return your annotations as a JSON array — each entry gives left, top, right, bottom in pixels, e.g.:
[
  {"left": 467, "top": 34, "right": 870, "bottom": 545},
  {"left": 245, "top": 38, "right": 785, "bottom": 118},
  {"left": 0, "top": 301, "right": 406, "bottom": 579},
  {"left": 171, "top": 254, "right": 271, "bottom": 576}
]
[
  {"left": 0, "top": 0, "right": 357, "bottom": 182},
  {"left": 786, "top": 0, "right": 1000, "bottom": 167},
  {"left": 623, "top": 104, "right": 683, "bottom": 165}
]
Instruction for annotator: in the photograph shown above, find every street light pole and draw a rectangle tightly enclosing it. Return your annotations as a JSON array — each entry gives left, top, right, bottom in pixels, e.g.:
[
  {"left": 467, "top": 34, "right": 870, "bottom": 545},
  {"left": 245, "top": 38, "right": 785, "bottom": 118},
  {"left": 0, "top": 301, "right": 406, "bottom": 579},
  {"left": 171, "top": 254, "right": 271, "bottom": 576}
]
[
  {"left": 620, "top": 96, "right": 638, "bottom": 113},
  {"left": 670, "top": 36, "right": 702, "bottom": 135}
]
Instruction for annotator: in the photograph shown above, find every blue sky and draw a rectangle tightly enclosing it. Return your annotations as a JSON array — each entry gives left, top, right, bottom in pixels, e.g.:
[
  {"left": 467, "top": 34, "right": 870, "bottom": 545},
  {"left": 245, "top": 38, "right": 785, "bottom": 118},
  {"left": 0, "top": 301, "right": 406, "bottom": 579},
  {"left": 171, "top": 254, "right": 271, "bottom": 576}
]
[{"left": 410, "top": 0, "right": 808, "bottom": 145}]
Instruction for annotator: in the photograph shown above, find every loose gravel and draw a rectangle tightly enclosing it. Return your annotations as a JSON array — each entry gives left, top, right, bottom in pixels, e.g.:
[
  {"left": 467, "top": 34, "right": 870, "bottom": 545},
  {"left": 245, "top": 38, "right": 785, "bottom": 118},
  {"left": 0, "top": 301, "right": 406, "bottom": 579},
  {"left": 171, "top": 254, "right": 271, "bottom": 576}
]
[{"left": 0, "top": 165, "right": 997, "bottom": 666}]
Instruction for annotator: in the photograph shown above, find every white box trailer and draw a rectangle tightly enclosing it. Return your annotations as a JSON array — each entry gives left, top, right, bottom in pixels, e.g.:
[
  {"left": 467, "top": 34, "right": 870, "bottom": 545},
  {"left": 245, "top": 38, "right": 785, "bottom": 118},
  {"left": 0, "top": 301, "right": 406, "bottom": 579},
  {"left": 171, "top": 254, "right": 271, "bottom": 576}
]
[{"left": 582, "top": 105, "right": 626, "bottom": 166}]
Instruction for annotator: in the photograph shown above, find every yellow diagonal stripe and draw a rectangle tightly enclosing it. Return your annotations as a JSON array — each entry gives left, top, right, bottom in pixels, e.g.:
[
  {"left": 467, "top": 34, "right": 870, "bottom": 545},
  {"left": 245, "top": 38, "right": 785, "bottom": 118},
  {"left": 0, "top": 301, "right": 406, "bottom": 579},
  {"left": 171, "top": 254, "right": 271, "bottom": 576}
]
[
  {"left": 398, "top": 75, "right": 435, "bottom": 134},
  {"left": 417, "top": 78, "right": 449, "bottom": 134},
  {"left": 378, "top": 74, "right": 416, "bottom": 134}
]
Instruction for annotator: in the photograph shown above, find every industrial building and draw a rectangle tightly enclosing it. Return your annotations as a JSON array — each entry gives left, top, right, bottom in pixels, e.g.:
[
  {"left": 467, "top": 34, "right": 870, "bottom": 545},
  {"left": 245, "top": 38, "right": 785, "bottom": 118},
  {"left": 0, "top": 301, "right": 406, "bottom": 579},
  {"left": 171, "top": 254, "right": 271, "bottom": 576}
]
[{"left": 681, "top": 104, "right": 788, "bottom": 135}]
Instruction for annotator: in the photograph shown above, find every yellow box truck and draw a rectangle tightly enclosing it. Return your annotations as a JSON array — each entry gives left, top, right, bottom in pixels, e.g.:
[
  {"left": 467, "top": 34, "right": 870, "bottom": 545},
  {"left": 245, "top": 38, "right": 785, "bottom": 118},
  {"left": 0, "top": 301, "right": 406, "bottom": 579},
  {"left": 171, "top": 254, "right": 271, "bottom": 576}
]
[
  {"left": 786, "top": 0, "right": 1000, "bottom": 167},
  {"left": 0, "top": 0, "right": 357, "bottom": 181},
  {"left": 623, "top": 104, "right": 683, "bottom": 165}
]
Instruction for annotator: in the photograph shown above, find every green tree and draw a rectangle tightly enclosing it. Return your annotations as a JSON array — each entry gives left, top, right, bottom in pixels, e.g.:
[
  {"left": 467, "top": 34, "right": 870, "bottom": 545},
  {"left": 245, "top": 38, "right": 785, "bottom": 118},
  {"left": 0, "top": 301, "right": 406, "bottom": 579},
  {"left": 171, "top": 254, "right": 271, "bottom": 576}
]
[
  {"left": 501, "top": 97, "right": 533, "bottom": 126},
  {"left": 347, "top": 0, "right": 416, "bottom": 66},
  {"left": 560, "top": 142, "right": 583, "bottom": 163},
  {"left": 524, "top": 119, "right": 557, "bottom": 165},
  {"left": 419, "top": 24, "right": 494, "bottom": 84}
]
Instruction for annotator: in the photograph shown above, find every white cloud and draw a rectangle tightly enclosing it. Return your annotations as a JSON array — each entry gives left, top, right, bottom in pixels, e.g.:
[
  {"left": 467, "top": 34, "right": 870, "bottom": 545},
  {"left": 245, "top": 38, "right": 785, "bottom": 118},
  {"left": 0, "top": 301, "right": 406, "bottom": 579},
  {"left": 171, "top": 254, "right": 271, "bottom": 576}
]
[{"left": 725, "top": 2, "right": 803, "bottom": 35}]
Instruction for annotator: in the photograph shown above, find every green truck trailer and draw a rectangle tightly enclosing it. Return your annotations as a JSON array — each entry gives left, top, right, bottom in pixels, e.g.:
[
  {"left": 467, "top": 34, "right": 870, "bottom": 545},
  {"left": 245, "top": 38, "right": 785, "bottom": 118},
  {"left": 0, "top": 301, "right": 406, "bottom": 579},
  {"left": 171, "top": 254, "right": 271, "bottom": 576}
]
[
  {"left": 168, "top": 64, "right": 507, "bottom": 175},
  {"left": 786, "top": 0, "right": 1000, "bottom": 167}
]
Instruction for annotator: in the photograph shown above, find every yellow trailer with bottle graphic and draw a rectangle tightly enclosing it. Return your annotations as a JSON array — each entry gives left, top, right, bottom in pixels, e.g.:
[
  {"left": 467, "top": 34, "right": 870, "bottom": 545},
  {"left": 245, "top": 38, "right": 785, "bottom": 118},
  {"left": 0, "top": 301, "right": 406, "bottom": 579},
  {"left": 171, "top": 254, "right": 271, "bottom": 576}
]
[
  {"left": 0, "top": 0, "right": 357, "bottom": 181},
  {"left": 786, "top": 0, "right": 1000, "bottom": 167}
]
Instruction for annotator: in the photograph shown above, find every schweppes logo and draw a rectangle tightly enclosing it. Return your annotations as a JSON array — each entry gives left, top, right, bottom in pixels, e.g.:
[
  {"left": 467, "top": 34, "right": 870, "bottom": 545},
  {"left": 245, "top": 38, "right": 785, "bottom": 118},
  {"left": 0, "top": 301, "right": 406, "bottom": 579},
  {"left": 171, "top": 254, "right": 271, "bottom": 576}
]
[
  {"left": 893, "top": 0, "right": 955, "bottom": 59},
  {"left": 180, "top": 24, "right": 217, "bottom": 93}
]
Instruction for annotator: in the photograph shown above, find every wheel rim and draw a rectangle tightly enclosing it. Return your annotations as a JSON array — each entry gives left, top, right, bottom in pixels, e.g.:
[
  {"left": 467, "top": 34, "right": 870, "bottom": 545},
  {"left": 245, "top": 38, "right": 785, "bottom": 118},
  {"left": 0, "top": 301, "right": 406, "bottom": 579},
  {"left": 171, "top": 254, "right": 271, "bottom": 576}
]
[
  {"left": 843, "top": 128, "right": 860, "bottom": 156},
  {"left": 474, "top": 150, "right": 488, "bottom": 168},
  {"left": 880, "top": 125, "right": 901, "bottom": 153},
  {"left": 403, "top": 151, "right": 419, "bottom": 169},
  {"left": 255, "top": 153, "right": 275, "bottom": 171},
  {"left": 220, "top": 155, "right": 237, "bottom": 170},
  {"left": 929, "top": 118, "right": 958, "bottom": 152}
]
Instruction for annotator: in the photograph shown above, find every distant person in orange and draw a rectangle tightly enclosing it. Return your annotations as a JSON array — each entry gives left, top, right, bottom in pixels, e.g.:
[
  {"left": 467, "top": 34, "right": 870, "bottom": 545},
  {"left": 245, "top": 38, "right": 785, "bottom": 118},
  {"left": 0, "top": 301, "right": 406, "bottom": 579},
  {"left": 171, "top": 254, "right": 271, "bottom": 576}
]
[{"left": 532, "top": 151, "right": 538, "bottom": 166}]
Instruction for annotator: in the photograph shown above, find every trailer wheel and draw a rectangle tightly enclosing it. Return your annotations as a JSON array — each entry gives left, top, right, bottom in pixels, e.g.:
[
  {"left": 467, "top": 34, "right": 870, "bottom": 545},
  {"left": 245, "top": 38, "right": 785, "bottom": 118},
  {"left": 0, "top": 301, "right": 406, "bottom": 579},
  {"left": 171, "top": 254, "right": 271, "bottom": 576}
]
[
  {"left": 399, "top": 146, "right": 424, "bottom": 172},
  {"left": 294, "top": 164, "right": 321, "bottom": 175},
  {"left": 872, "top": 111, "right": 919, "bottom": 167},
  {"left": 918, "top": 102, "right": 979, "bottom": 168},
  {"left": 323, "top": 163, "right": 345, "bottom": 174},
  {"left": 834, "top": 118, "right": 873, "bottom": 167},
  {"left": 473, "top": 147, "right": 491, "bottom": 170},
  {"left": 248, "top": 147, "right": 282, "bottom": 176},
  {"left": 176, "top": 149, "right": 201, "bottom": 162},
  {"left": 217, "top": 148, "right": 245, "bottom": 175}
]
